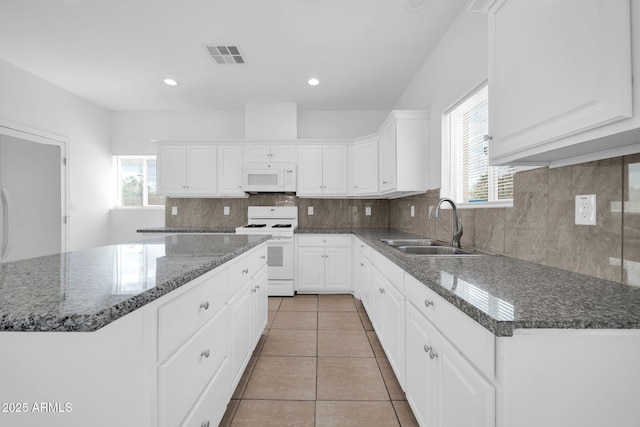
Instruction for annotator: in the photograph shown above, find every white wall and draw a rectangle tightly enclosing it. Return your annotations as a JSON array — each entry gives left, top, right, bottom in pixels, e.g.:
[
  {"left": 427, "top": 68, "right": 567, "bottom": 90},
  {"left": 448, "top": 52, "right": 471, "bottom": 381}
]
[
  {"left": 393, "top": 9, "right": 488, "bottom": 189},
  {"left": 297, "top": 110, "right": 389, "bottom": 139},
  {"left": 110, "top": 110, "right": 245, "bottom": 154},
  {"left": 0, "top": 58, "right": 112, "bottom": 251}
]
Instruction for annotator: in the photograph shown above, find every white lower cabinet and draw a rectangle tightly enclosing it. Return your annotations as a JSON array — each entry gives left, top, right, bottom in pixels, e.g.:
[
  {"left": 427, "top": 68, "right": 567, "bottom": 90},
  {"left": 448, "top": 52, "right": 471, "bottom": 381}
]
[
  {"left": 296, "top": 235, "right": 352, "bottom": 293},
  {"left": 406, "top": 303, "right": 495, "bottom": 427}
]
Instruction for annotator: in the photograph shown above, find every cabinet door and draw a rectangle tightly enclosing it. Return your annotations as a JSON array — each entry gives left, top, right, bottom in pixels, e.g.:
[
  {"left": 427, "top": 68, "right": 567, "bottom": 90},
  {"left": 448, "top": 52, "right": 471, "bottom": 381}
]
[
  {"left": 378, "top": 121, "right": 396, "bottom": 192},
  {"left": 322, "top": 145, "right": 348, "bottom": 195},
  {"left": 297, "top": 146, "right": 324, "bottom": 196},
  {"left": 186, "top": 146, "right": 217, "bottom": 193},
  {"left": 353, "top": 140, "right": 378, "bottom": 194},
  {"left": 252, "top": 266, "right": 268, "bottom": 345},
  {"left": 296, "top": 247, "right": 325, "bottom": 291},
  {"left": 217, "top": 145, "right": 244, "bottom": 196},
  {"left": 383, "top": 282, "right": 405, "bottom": 388},
  {"left": 228, "top": 280, "right": 254, "bottom": 391},
  {"left": 405, "top": 303, "right": 437, "bottom": 427},
  {"left": 157, "top": 145, "right": 187, "bottom": 194},
  {"left": 244, "top": 145, "right": 271, "bottom": 162},
  {"left": 370, "top": 269, "right": 387, "bottom": 334},
  {"left": 488, "top": 0, "right": 632, "bottom": 165},
  {"left": 270, "top": 145, "right": 297, "bottom": 163},
  {"left": 324, "top": 247, "right": 351, "bottom": 291}
]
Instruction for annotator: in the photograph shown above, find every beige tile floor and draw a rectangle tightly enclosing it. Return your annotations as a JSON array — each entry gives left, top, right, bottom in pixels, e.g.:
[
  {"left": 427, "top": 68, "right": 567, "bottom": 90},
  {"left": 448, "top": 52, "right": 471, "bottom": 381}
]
[{"left": 219, "top": 294, "right": 419, "bottom": 427}]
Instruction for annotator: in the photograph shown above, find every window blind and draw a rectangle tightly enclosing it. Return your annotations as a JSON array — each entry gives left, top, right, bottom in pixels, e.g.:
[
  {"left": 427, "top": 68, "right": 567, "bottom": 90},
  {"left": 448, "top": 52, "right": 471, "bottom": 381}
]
[{"left": 448, "top": 84, "right": 514, "bottom": 204}]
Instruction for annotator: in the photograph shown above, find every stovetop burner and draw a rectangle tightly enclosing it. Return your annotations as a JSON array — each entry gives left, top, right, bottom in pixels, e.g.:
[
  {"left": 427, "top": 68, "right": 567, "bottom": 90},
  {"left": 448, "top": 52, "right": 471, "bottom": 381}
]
[
  {"left": 244, "top": 224, "right": 267, "bottom": 228},
  {"left": 272, "top": 224, "right": 292, "bottom": 228}
]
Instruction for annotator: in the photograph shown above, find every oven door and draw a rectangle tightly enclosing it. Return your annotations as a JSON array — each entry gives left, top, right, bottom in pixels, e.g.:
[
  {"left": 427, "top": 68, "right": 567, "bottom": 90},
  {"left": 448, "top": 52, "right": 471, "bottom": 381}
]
[
  {"left": 243, "top": 164, "right": 284, "bottom": 192},
  {"left": 267, "top": 237, "right": 294, "bottom": 280}
]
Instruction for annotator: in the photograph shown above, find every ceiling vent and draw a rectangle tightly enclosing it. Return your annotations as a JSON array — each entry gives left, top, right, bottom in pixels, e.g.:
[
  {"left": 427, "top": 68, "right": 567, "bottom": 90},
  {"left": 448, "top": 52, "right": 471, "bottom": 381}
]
[{"left": 204, "top": 45, "right": 246, "bottom": 64}]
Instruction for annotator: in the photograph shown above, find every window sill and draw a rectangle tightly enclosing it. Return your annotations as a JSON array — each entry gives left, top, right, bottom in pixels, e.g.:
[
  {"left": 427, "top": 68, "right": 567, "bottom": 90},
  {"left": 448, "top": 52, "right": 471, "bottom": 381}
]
[
  {"left": 456, "top": 200, "right": 513, "bottom": 209},
  {"left": 112, "top": 206, "right": 165, "bottom": 210}
]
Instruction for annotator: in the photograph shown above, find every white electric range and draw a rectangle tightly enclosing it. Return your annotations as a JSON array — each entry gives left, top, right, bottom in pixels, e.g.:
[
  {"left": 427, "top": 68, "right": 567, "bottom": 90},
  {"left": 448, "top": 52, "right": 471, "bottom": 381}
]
[{"left": 235, "top": 206, "right": 298, "bottom": 296}]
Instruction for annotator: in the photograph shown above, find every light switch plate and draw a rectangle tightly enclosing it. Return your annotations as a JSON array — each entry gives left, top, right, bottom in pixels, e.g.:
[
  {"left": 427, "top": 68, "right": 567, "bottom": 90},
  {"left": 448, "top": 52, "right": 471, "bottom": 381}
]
[
  {"left": 223, "top": 206, "right": 230, "bottom": 215},
  {"left": 411, "top": 206, "right": 415, "bottom": 217},
  {"left": 575, "top": 194, "right": 596, "bottom": 225},
  {"left": 365, "top": 207, "right": 372, "bottom": 216},
  {"left": 171, "top": 206, "right": 177, "bottom": 216},
  {"left": 308, "top": 206, "right": 314, "bottom": 215}
]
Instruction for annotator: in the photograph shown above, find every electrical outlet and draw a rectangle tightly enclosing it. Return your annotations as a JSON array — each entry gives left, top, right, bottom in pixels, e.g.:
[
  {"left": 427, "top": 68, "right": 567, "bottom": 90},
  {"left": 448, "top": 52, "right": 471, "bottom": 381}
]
[
  {"left": 171, "top": 206, "right": 178, "bottom": 216},
  {"left": 575, "top": 194, "right": 596, "bottom": 225},
  {"left": 308, "top": 206, "right": 314, "bottom": 215},
  {"left": 223, "top": 206, "right": 230, "bottom": 215},
  {"left": 410, "top": 205, "right": 415, "bottom": 217},
  {"left": 365, "top": 207, "right": 372, "bottom": 216}
]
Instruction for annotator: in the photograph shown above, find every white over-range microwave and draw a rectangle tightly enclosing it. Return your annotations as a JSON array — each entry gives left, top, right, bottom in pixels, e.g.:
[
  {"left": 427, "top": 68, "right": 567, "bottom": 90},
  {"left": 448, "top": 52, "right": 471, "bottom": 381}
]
[{"left": 243, "top": 163, "right": 297, "bottom": 192}]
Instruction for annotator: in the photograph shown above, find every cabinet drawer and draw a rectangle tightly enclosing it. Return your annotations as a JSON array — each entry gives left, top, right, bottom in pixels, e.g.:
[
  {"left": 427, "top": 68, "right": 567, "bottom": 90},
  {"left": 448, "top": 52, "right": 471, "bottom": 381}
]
[
  {"left": 371, "top": 250, "right": 404, "bottom": 292},
  {"left": 227, "top": 245, "right": 268, "bottom": 298},
  {"left": 180, "top": 358, "right": 230, "bottom": 427},
  {"left": 405, "top": 273, "right": 495, "bottom": 379},
  {"left": 158, "top": 268, "right": 227, "bottom": 361},
  {"left": 356, "top": 238, "right": 373, "bottom": 260},
  {"left": 297, "top": 234, "right": 352, "bottom": 247},
  {"left": 159, "top": 306, "right": 228, "bottom": 427}
]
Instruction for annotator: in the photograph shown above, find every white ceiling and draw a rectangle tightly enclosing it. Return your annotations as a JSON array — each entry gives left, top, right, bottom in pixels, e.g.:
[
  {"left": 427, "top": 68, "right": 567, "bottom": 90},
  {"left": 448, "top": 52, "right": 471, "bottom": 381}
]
[{"left": 0, "top": 0, "right": 468, "bottom": 112}]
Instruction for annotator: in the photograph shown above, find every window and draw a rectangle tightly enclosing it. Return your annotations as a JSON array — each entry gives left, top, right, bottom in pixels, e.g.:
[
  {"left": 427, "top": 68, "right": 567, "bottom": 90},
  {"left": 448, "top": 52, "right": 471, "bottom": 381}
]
[
  {"left": 114, "top": 156, "right": 164, "bottom": 207},
  {"left": 444, "top": 83, "right": 514, "bottom": 205}
]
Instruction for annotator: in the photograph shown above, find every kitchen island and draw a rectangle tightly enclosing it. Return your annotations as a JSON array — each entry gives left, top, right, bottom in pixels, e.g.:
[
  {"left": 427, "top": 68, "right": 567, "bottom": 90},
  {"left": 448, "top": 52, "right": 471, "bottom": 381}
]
[{"left": 0, "top": 234, "right": 270, "bottom": 427}]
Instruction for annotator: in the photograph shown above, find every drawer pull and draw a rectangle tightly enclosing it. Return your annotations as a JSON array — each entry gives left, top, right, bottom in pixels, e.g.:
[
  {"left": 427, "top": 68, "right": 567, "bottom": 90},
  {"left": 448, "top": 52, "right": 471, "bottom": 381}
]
[
  {"left": 201, "top": 421, "right": 210, "bottom": 427},
  {"left": 255, "top": 284, "right": 260, "bottom": 290},
  {"left": 424, "top": 299, "right": 434, "bottom": 308},
  {"left": 242, "top": 268, "right": 249, "bottom": 275},
  {"left": 261, "top": 255, "right": 266, "bottom": 260},
  {"left": 199, "top": 301, "right": 210, "bottom": 310},
  {"left": 251, "top": 287, "right": 256, "bottom": 294},
  {"left": 379, "top": 288, "right": 385, "bottom": 294},
  {"left": 360, "top": 263, "right": 365, "bottom": 267},
  {"left": 423, "top": 344, "right": 438, "bottom": 360},
  {"left": 201, "top": 349, "right": 210, "bottom": 359}
]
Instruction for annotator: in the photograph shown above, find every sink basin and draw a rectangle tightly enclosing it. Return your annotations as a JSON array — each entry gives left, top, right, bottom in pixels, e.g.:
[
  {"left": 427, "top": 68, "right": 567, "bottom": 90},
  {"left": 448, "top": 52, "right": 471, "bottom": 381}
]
[
  {"left": 396, "top": 246, "right": 478, "bottom": 256},
  {"left": 379, "top": 238, "right": 448, "bottom": 247}
]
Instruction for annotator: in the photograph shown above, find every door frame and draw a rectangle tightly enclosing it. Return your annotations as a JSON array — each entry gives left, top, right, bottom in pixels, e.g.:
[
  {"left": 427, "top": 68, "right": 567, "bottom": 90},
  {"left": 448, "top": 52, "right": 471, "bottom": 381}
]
[{"left": 0, "top": 118, "right": 70, "bottom": 254}]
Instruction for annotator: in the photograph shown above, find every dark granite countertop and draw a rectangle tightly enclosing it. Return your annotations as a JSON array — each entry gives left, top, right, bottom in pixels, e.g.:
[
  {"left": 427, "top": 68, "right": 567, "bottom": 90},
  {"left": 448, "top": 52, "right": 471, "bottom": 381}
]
[
  {"left": 0, "top": 234, "right": 270, "bottom": 332},
  {"left": 298, "top": 228, "right": 640, "bottom": 336}
]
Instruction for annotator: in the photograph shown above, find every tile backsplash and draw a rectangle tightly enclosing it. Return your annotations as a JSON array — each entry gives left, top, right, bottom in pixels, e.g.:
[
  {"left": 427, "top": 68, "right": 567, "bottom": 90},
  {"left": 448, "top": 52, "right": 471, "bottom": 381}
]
[
  {"left": 391, "top": 156, "right": 636, "bottom": 286},
  {"left": 165, "top": 195, "right": 390, "bottom": 230},
  {"left": 165, "top": 154, "right": 639, "bottom": 286}
]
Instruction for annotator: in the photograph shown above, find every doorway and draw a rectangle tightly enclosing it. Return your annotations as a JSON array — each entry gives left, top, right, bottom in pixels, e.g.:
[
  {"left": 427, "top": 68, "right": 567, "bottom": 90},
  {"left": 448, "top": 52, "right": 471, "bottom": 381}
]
[{"left": 0, "top": 121, "right": 68, "bottom": 262}]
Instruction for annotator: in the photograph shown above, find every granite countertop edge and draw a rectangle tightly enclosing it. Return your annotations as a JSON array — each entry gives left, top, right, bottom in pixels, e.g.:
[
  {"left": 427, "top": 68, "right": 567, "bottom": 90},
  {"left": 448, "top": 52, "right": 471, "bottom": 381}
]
[{"left": 0, "top": 236, "right": 270, "bottom": 333}]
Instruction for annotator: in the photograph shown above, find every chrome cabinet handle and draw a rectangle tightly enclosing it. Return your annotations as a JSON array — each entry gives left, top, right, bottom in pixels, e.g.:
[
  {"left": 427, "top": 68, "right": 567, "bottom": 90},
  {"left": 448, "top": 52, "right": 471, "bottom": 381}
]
[
  {"left": 261, "top": 255, "right": 266, "bottom": 260},
  {"left": 483, "top": 134, "right": 492, "bottom": 141},
  {"left": 424, "top": 299, "right": 434, "bottom": 308},
  {"left": 242, "top": 268, "right": 249, "bottom": 274},
  {"left": 379, "top": 288, "right": 385, "bottom": 294},
  {"left": 201, "top": 349, "right": 210, "bottom": 358},
  {"left": 201, "top": 421, "right": 210, "bottom": 427},
  {"left": 256, "top": 284, "right": 260, "bottom": 290},
  {"left": 423, "top": 345, "right": 438, "bottom": 360},
  {"left": 382, "top": 181, "right": 388, "bottom": 184},
  {"left": 360, "top": 263, "right": 365, "bottom": 267},
  {"left": 200, "top": 302, "right": 209, "bottom": 310}
]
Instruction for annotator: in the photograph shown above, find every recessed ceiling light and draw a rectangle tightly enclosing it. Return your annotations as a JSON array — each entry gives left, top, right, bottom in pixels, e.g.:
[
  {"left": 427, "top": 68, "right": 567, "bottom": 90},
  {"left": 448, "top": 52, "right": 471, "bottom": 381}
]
[
  {"left": 164, "top": 78, "right": 179, "bottom": 86},
  {"left": 307, "top": 78, "right": 320, "bottom": 86}
]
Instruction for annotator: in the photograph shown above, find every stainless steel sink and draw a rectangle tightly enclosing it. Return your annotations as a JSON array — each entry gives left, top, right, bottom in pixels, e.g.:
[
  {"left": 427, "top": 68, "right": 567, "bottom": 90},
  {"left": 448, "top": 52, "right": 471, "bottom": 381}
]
[
  {"left": 379, "top": 238, "right": 488, "bottom": 256},
  {"left": 396, "top": 246, "right": 478, "bottom": 255},
  {"left": 379, "top": 238, "right": 448, "bottom": 247}
]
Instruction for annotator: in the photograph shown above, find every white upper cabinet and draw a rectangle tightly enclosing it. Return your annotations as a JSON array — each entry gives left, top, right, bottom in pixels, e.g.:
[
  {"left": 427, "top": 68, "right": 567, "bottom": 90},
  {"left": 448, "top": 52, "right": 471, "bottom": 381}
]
[
  {"left": 487, "top": 0, "right": 633, "bottom": 166},
  {"left": 297, "top": 145, "right": 348, "bottom": 197},
  {"left": 217, "top": 145, "right": 245, "bottom": 196},
  {"left": 243, "top": 144, "right": 297, "bottom": 163},
  {"left": 157, "top": 144, "right": 217, "bottom": 197},
  {"left": 352, "top": 137, "right": 379, "bottom": 195},
  {"left": 377, "top": 111, "right": 429, "bottom": 196}
]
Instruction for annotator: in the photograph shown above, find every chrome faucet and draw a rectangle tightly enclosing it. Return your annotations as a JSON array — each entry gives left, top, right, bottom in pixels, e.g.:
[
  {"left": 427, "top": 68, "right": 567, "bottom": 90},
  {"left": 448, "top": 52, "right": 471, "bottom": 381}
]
[{"left": 429, "top": 197, "right": 463, "bottom": 248}]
